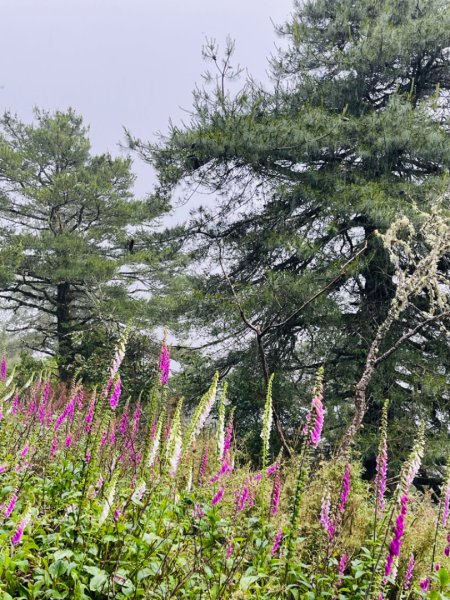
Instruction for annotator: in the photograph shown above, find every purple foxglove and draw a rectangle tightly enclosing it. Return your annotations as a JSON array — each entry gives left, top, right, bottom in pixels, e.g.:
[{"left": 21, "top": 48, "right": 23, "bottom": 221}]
[
  {"left": 271, "top": 528, "right": 283, "bottom": 556},
  {"left": 11, "top": 511, "right": 31, "bottom": 545},
  {"left": 384, "top": 495, "right": 408, "bottom": 580},
  {"left": 212, "top": 486, "right": 225, "bottom": 506},
  {"left": 159, "top": 339, "right": 170, "bottom": 385}
]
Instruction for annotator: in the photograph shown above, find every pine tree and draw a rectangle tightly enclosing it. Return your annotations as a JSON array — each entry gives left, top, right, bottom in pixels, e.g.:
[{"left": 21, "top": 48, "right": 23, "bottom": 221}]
[
  {"left": 132, "top": 0, "right": 450, "bottom": 460},
  {"left": 0, "top": 109, "right": 164, "bottom": 380}
]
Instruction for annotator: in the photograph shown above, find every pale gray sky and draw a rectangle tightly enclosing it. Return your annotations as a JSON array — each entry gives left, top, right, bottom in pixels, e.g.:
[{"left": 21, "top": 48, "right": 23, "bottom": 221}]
[{"left": 0, "top": 0, "right": 293, "bottom": 196}]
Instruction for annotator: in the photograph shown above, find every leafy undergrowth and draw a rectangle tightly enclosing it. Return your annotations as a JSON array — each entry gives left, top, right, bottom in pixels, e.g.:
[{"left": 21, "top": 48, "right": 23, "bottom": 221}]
[{"left": 0, "top": 347, "right": 449, "bottom": 599}]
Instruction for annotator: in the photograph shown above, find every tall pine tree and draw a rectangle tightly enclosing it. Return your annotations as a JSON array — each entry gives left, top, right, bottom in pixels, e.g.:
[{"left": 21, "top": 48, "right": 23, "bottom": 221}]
[
  {"left": 0, "top": 109, "right": 165, "bottom": 380},
  {"left": 133, "top": 0, "right": 450, "bottom": 464}
]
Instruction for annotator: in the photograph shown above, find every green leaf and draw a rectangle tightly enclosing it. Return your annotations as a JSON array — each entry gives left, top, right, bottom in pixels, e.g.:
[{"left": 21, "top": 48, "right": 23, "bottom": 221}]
[
  {"left": 89, "top": 573, "right": 108, "bottom": 592},
  {"left": 438, "top": 567, "right": 450, "bottom": 588},
  {"left": 137, "top": 568, "right": 153, "bottom": 582},
  {"left": 54, "top": 550, "right": 74, "bottom": 561},
  {"left": 83, "top": 566, "right": 103, "bottom": 576},
  {"left": 239, "top": 574, "right": 261, "bottom": 591},
  {"left": 142, "top": 532, "right": 160, "bottom": 545},
  {"left": 49, "top": 560, "right": 68, "bottom": 578}
]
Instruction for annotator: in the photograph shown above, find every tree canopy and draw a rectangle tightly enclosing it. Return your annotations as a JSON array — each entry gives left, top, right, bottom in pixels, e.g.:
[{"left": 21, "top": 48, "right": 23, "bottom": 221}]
[
  {"left": 131, "top": 0, "right": 450, "bottom": 465},
  {"left": 0, "top": 109, "right": 165, "bottom": 380}
]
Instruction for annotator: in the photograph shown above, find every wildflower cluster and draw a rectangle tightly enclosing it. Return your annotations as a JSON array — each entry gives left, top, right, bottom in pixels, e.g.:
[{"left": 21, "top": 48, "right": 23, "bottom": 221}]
[{"left": 0, "top": 350, "right": 448, "bottom": 599}]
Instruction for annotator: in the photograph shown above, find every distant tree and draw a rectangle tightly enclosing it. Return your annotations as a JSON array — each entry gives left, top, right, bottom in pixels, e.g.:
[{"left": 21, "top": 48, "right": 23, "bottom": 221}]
[
  {"left": 0, "top": 109, "right": 166, "bottom": 380},
  {"left": 132, "top": 0, "right": 450, "bottom": 462}
]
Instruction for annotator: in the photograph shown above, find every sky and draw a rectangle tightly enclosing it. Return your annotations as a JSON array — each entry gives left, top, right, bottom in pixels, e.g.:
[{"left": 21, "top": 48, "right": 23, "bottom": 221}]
[{"left": 0, "top": 0, "right": 293, "bottom": 198}]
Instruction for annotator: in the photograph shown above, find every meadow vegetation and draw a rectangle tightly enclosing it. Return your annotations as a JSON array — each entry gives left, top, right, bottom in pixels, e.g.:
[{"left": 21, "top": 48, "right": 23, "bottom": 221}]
[{"left": 0, "top": 344, "right": 449, "bottom": 599}]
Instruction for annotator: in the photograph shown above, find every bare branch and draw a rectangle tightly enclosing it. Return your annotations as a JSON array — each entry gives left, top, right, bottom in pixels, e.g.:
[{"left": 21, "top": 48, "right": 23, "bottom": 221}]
[{"left": 375, "top": 310, "right": 450, "bottom": 366}]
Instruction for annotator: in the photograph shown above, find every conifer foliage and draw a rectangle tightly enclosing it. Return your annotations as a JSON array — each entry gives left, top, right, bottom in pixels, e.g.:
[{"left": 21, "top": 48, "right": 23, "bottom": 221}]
[
  {"left": 133, "top": 0, "right": 450, "bottom": 458},
  {"left": 0, "top": 109, "right": 163, "bottom": 379}
]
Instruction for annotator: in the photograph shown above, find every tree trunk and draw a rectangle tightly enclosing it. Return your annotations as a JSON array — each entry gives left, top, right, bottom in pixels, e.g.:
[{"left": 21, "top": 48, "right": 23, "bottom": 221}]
[
  {"left": 56, "top": 282, "right": 74, "bottom": 382},
  {"left": 358, "top": 223, "right": 395, "bottom": 336},
  {"left": 336, "top": 225, "right": 396, "bottom": 456}
]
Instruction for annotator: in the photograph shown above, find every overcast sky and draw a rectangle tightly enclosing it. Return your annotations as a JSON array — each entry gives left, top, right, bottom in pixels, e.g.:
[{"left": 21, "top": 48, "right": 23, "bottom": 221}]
[{"left": 0, "top": 0, "right": 293, "bottom": 198}]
